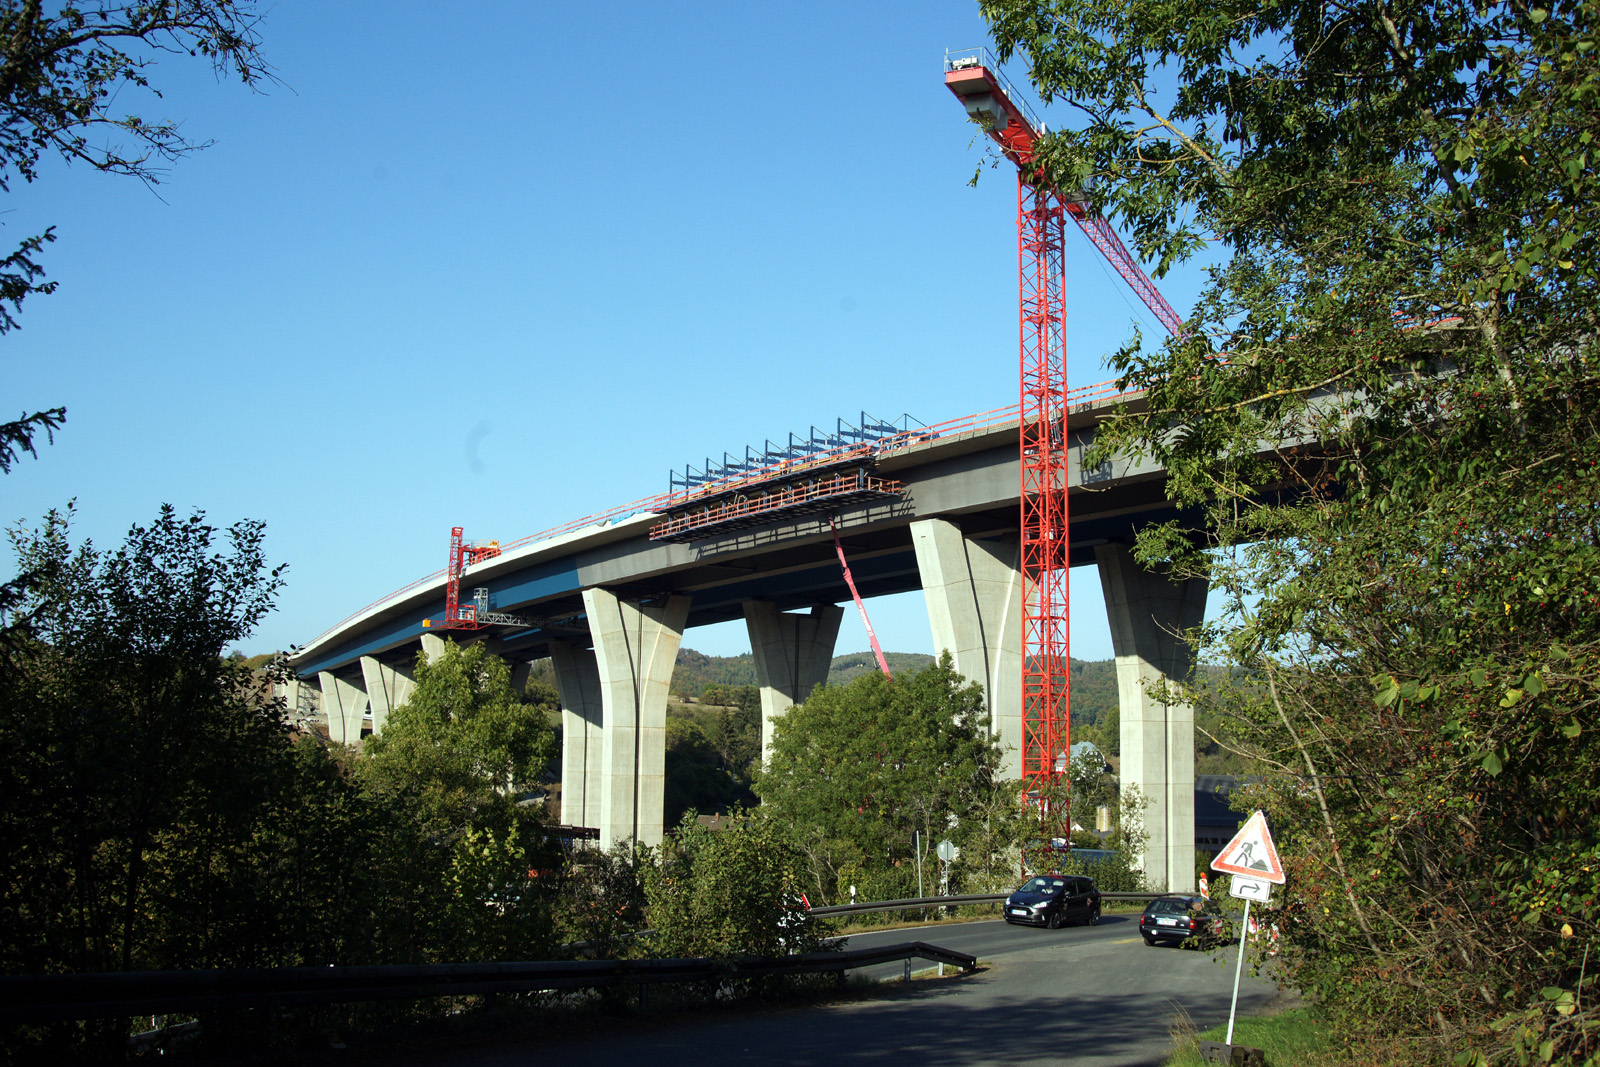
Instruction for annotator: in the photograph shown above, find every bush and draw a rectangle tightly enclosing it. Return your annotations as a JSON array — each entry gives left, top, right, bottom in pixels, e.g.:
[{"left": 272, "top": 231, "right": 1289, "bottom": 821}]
[{"left": 643, "top": 810, "right": 833, "bottom": 960}]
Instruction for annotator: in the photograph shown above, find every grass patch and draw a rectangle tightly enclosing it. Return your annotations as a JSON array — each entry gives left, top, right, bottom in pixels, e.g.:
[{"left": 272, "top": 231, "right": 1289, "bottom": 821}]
[{"left": 1165, "top": 1007, "right": 1331, "bottom": 1067}]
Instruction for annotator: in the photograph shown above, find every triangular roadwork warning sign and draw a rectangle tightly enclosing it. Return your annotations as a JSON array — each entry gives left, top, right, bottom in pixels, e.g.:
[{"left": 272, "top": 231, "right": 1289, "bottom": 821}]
[{"left": 1210, "top": 810, "right": 1285, "bottom": 884}]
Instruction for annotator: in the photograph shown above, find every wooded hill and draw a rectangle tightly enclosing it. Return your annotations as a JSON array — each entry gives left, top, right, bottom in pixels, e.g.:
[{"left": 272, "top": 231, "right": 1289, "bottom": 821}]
[
  {"left": 669, "top": 648, "right": 1243, "bottom": 774},
  {"left": 671, "top": 649, "right": 1120, "bottom": 745}
]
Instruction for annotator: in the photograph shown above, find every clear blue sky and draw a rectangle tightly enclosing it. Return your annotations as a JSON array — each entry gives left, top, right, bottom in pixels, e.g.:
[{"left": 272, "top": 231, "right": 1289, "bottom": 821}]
[{"left": 3, "top": 0, "right": 1214, "bottom": 663}]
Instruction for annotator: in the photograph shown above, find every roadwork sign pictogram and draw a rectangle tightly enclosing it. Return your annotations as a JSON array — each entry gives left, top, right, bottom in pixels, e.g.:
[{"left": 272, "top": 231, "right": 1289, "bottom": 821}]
[{"left": 1210, "top": 810, "right": 1285, "bottom": 884}]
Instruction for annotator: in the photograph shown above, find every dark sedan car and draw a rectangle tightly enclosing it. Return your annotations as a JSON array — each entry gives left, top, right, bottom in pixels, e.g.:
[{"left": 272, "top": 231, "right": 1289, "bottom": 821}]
[
  {"left": 1003, "top": 874, "right": 1102, "bottom": 928},
  {"left": 1140, "top": 894, "right": 1229, "bottom": 946}
]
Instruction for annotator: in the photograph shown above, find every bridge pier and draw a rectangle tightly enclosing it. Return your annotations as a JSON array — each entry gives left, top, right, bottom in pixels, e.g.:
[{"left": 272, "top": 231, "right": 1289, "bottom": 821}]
[
  {"left": 1096, "top": 543, "right": 1207, "bottom": 894},
  {"left": 743, "top": 601, "right": 844, "bottom": 759},
  {"left": 550, "top": 639, "right": 605, "bottom": 832},
  {"left": 911, "top": 518, "right": 1024, "bottom": 778},
  {"left": 318, "top": 670, "right": 369, "bottom": 744},
  {"left": 360, "top": 655, "right": 415, "bottom": 736},
  {"left": 582, "top": 589, "right": 691, "bottom": 849},
  {"left": 278, "top": 677, "right": 321, "bottom": 726},
  {"left": 509, "top": 660, "right": 533, "bottom": 696}
]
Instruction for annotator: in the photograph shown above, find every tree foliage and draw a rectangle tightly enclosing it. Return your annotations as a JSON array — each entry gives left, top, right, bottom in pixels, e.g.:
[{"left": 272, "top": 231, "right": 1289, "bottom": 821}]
[
  {"left": 643, "top": 810, "right": 831, "bottom": 961},
  {"left": 0, "top": 505, "right": 288, "bottom": 978},
  {"left": 0, "top": 0, "right": 270, "bottom": 466},
  {"left": 754, "top": 654, "right": 1012, "bottom": 903},
  {"left": 358, "top": 639, "right": 561, "bottom": 962},
  {"left": 362, "top": 640, "right": 556, "bottom": 839},
  {"left": 665, "top": 715, "right": 754, "bottom": 827},
  {"left": 0, "top": 510, "right": 579, "bottom": 1056},
  {"left": 551, "top": 842, "right": 648, "bottom": 959},
  {"left": 984, "top": 0, "right": 1600, "bottom": 1059}
]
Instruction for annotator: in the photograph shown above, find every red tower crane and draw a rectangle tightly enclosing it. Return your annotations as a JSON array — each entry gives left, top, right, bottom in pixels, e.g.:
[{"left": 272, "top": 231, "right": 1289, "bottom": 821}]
[{"left": 943, "top": 48, "right": 1182, "bottom": 850}]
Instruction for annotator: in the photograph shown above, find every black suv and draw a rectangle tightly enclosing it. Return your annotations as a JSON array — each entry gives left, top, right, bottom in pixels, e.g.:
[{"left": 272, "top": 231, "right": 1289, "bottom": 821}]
[
  {"left": 1140, "top": 894, "right": 1229, "bottom": 947},
  {"left": 1004, "top": 874, "right": 1102, "bottom": 929}
]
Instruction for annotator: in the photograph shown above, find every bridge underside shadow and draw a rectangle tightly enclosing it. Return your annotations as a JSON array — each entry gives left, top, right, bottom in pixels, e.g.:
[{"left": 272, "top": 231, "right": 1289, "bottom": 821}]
[{"left": 289, "top": 402, "right": 1299, "bottom": 885}]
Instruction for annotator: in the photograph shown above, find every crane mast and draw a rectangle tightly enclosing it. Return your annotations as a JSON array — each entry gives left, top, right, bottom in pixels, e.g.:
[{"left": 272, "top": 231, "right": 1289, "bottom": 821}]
[{"left": 944, "top": 48, "right": 1181, "bottom": 855}]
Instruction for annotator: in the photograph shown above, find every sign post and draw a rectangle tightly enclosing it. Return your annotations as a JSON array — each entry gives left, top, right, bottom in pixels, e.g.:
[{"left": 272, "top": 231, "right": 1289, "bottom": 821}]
[
  {"left": 1206, "top": 811, "right": 1285, "bottom": 1057},
  {"left": 936, "top": 839, "right": 958, "bottom": 898}
]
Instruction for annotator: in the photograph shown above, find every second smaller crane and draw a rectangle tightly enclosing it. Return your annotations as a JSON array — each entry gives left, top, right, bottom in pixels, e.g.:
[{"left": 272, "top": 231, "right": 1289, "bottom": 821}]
[{"left": 423, "top": 526, "right": 531, "bottom": 631}]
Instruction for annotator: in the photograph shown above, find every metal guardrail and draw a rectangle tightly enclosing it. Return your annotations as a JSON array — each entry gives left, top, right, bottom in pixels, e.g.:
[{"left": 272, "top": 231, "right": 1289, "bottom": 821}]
[
  {"left": 648, "top": 470, "right": 904, "bottom": 542},
  {"left": 0, "top": 942, "right": 978, "bottom": 1024},
  {"left": 811, "top": 890, "right": 1165, "bottom": 917}
]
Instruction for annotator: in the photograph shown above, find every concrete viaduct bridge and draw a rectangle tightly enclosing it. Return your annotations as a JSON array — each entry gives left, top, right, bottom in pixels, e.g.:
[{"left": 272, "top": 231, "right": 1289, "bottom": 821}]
[{"left": 289, "top": 385, "right": 1212, "bottom": 893}]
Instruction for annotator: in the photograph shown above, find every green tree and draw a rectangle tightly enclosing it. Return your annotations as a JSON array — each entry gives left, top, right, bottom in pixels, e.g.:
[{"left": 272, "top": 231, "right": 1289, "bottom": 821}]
[
  {"left": 361, "top": 640, "right": 556, "bottom": 840},
  {"left": 1066, "top": 749, "right": 1114, "bottom": 830},
  {"left": 358, "top": 640, "right": 560, "bottom": 962},
  {"left": 984, "top": 0, "right": 1600, "bottom": 1058},
  {"left": 664, "top": 716, "right": 751, "bottom": 826},
  {"left": 754, "top": 654, "right": 1005, "bottom": 903},
  {"left": 0, "top": 0, "right": 270, "bottom": 470},
  {"left": 553, "top": 842, "right": 647, "bottom": 958},
  {"left": 703, "top": 685, "right": 761, "bottom": 780},
  {"left": 955, "top": 779, "right": 1028, "bottom": 893},
  {"left": 0, "top": 504, "right": 286, "bottom": 976},
  {"left": 643, "top": 810, "right": 831, "bottom": 961}
]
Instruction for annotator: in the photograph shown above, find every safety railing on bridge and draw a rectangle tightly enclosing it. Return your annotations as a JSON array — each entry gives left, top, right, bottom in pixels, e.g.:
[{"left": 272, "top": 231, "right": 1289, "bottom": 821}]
[
  {"left": 648, "top": 470, "right": 905, "bottom": 542},
  {"left": 303, "top": 376, "right": 1144, "bottom": 650}
]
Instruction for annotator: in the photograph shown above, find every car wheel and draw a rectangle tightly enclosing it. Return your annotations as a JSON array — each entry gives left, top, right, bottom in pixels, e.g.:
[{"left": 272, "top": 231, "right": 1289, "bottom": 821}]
[
  {"left": 1047, "top": 910, "right": 1063, "bottom": 930},
  {"left": 1143, "top": 936, "right": 1157, "bottom": 946},
  {"left": 1088, "top": 907, "right": 1101, "bottom": 926}
]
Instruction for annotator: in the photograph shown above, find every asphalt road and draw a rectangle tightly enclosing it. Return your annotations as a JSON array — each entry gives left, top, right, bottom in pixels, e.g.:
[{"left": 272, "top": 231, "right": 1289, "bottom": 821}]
[{"left": 424, "top": 913, "right": 1282, "bottom": 1067}]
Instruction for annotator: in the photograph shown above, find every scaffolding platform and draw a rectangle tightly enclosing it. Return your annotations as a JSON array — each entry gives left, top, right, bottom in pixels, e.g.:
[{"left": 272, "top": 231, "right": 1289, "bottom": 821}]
[{"left": 649, "top": 468, "right": 903, "bottom": 543}]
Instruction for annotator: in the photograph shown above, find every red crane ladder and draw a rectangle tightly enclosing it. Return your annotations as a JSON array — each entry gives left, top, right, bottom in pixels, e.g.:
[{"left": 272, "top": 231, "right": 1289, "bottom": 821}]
[{"left": 1017, "top": 178, "right": 1072, "bottom": 843}]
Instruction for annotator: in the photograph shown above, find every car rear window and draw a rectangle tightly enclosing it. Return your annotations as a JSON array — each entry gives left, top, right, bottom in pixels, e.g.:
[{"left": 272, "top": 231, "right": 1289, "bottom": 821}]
[{"left": 1147, "top": 898, "right": 1191, "bottom": 915}]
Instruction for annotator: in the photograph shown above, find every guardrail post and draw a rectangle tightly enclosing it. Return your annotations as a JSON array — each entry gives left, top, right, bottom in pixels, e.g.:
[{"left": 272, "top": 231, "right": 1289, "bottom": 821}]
[
  {"left": 638, "top": 982, "right": 648, "bottom": 1011},
  {"left": 903, "top": 960, "right": 911, "bottom": 982}
]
